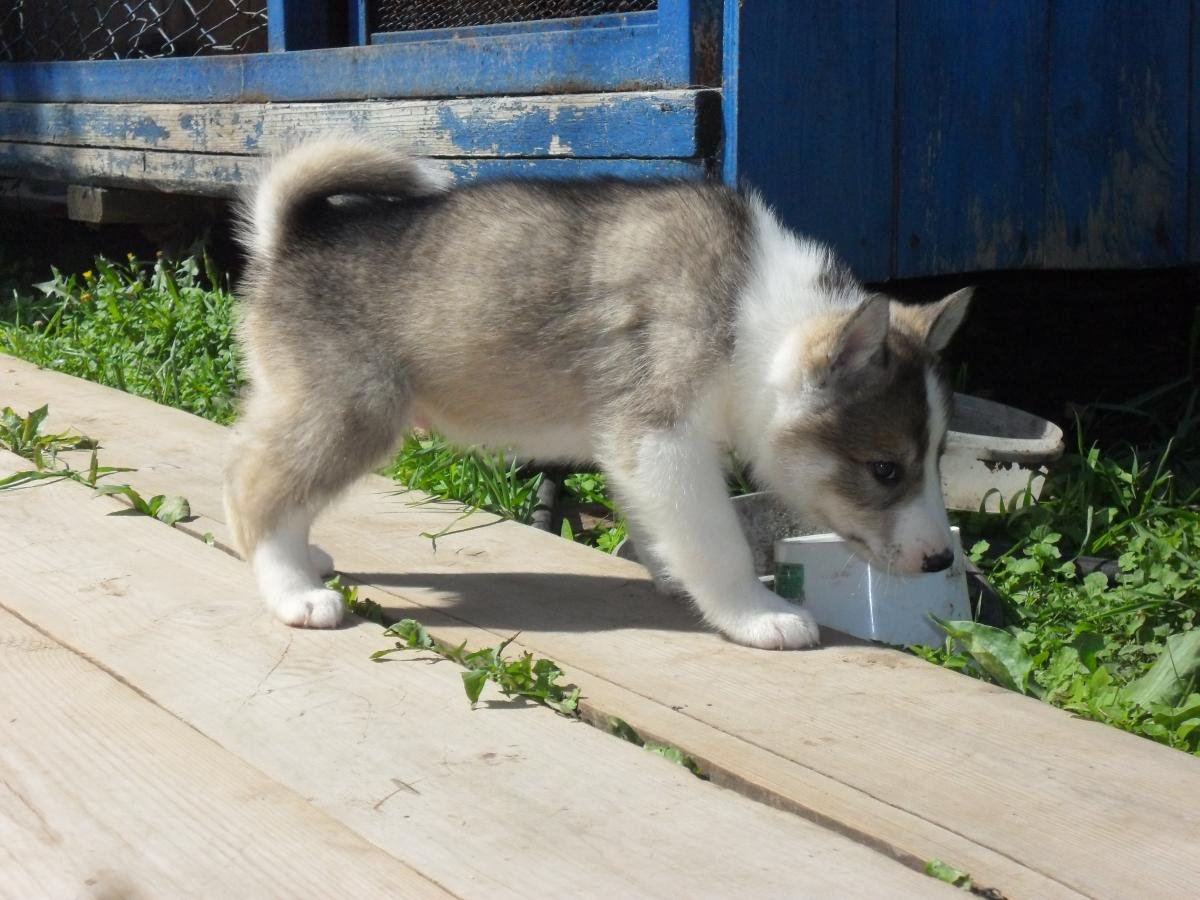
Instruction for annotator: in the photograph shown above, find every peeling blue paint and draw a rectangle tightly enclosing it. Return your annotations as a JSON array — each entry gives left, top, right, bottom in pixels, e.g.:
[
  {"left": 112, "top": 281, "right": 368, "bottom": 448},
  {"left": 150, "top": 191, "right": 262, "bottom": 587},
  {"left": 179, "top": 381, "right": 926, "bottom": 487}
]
[{"left": 128, "top": 116, "right": 169, "bottom": 145}]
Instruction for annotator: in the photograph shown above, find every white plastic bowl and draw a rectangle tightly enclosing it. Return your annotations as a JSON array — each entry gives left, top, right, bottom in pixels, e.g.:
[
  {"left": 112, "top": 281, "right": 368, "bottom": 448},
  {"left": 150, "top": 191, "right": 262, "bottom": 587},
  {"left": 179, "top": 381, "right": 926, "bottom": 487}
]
[
  {"left": 773, "top": 528, "right": 969, "bottom": 646},
  {"left": 943, "top": 393, "right": 1064, "bottom": 512}
]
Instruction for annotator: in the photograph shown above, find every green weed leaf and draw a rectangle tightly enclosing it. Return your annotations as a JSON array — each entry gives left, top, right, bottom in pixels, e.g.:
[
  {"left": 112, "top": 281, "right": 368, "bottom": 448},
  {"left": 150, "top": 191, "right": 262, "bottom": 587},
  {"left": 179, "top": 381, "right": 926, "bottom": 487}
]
[
  {"left": 462, "top": 668, "right": 490, "bottom": 704},
  {"left": 153, "top": 495, "right": 191, "bottom": 525},
  {"left": 1120, "top": 630, "right": 1200, "bottom": 709},
  {"left": 933, "top": 617, "right": 1038, "bottom": 695},
  {"left": 924, "top": 859, "right": 972, "bottom": 889}
]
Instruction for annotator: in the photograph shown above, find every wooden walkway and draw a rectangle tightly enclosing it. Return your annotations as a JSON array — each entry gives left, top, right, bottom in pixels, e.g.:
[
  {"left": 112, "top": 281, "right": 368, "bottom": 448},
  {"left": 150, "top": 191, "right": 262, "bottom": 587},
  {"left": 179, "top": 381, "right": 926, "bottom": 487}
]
[{"left": 2, "top": 354, "right": 1199, "bottom": 898}]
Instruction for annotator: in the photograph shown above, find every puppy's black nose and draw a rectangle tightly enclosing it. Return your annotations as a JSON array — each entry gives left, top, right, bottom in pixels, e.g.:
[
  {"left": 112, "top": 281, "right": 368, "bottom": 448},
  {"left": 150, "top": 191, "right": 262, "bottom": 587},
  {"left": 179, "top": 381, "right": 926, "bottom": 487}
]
[{"left": 922, "top": 548, "right": 954, "bottom": 573}]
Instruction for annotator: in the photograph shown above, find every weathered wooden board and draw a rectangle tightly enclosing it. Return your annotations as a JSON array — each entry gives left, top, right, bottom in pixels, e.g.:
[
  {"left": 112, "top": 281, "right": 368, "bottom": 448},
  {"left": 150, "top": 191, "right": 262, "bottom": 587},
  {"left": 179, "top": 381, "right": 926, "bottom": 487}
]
[
  {"left": 65, "top": 184, "right": 218, "bottom": 224},
  {"left": 895, "top": 0, "right": 1047, "bottom": 276},
  {"left": 0, "top": 142, "right": 703, "bottom": 198},
  {"left": 0, "top": 447, "right": 947, "bottom": 898},
  {"left": 8, "top": 357, "right": 1200, "bottom": 898},
  {"left": 0, "top": 608, "right": 450, "bottom": 899},
  {"left": 1044, "top": 0, "right": 1192, "bottom": 267},
  {"left": 0, "top": 91, "right": 714, "bottom": 159},
  {"left": 725, "top": 0, "right": 896, "bottom": 281},
  {"left": 1194, "top": 0, "right": 1200, "bottom": 261},
  {"left": 0, "top": 16, "right": 689, "bottom": 104}
]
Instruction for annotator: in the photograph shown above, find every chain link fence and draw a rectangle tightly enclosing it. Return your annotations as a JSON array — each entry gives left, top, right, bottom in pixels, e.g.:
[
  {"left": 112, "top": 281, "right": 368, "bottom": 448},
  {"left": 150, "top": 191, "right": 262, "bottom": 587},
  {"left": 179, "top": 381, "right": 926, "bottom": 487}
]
[
  {"left": 374, "top": 1, "right": 657, "bottom": 34},
  {"left": 0, "top": 0, "right": 268, "bottom": 62},
  {"left": 0, "top": 1, "right": 659, "bottom": 63}
]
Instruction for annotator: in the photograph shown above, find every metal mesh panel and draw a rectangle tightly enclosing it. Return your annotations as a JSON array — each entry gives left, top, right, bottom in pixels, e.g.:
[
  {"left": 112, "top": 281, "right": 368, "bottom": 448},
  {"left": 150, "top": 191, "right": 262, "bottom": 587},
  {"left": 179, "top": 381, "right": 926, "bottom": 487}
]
[
  {"left": 374, "top": 1, "right": 657, "bottom": 34},
  {"left": 0, "top": 0, "right": 268, "bottom": 62}
]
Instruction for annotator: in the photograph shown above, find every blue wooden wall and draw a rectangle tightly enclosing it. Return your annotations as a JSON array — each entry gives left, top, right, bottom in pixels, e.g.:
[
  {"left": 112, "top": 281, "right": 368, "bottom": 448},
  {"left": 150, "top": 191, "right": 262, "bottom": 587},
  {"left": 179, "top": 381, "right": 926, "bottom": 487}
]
[
  {"left": 1, "top": 1, "right": 1198, "bottom": 280},
  {"left": 727, "top": 0, "right": 1200, "bottom": 280}
]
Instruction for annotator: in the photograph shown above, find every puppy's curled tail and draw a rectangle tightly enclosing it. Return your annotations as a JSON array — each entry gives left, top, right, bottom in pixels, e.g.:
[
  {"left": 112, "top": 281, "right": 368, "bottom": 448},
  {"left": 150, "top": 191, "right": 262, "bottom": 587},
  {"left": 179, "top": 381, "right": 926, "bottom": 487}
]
[{"left": 239, "top": 136, "right": 452, "bottom": 261}]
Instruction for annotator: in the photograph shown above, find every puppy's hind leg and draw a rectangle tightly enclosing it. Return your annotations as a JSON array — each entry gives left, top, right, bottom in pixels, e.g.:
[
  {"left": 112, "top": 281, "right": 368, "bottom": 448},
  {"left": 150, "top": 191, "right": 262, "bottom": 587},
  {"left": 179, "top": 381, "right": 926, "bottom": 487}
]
[{"left": 225, "top": 382, "right": 408, "bottom": 628}]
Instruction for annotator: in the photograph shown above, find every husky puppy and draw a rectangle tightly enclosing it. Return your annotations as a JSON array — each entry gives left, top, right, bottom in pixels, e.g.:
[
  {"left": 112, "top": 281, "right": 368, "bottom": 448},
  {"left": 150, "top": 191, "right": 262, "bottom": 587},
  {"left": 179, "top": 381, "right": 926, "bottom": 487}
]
[{"left": 226, "top": 138, "right": 970, "bottom": 650}]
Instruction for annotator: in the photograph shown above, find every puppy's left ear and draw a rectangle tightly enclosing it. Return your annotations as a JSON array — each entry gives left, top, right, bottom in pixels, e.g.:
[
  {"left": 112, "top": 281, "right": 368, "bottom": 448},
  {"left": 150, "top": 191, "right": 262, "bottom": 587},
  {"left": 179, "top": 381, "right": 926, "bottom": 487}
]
[{"left": 899, "top": 287, "right": 972, "bottom": 353}]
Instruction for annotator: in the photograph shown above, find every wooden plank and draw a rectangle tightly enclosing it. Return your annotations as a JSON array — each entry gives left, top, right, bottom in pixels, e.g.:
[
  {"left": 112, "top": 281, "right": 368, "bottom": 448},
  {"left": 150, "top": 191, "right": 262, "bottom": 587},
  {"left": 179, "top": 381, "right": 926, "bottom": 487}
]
[
  {"left": 8, "top": 358, "right": 1200, "bottom": 897},
  {"left": 895, "top": 0, "right": 1047, "bottom": 276},
  {"left": 1193, "top": 0, "right": 1200, "bottom": 261},
  {"left": 0, "top": 449, "right": 949, "bottom": 899},
  {"left": 66, "top": 184, "right": 218, "bottom": 224},
  {"left": 0, "top": 608, "right": 450, "bottom": 898},
  {"left": 347, "top": 0, "right": 369, "bottom": 47},
  {"left": 0, "top": 91, "right": 714, "bottom": 159},
  {"left": 726, "top": 0, "right": 895, "bottom": 281},
  {"left": 0, "top": 22, "right": 688, "bottom": 104},
  {"left": 0, "top": 143, "right": 703, "bottom": 198},
  {"left": 1044, "top": 0, "right": 1192, "bottom": 267}
]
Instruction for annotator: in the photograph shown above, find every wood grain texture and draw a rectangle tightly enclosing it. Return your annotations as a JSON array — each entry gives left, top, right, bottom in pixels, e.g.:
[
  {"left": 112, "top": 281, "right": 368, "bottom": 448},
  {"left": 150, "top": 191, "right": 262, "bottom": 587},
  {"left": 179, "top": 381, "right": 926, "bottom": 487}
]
[
  {"left": 0, "top": 91, "right": 713, "bottom": 159},
  {"left": 0, "top": 449, "right": 945, "bottom": 897},
  {"left": 0, "top": 608, "right": 450, "bottom": 899},
  {"left": 1194, "top": 0, "right": 1200, "bottom": 261},
  {"left": 895, "top": 0, "right": 1047, "bottom": 276},
  {"left": 7, "top": 357, "right": 1200, "bottom": 898},
  {"left": 0, "top": 142, "right": 703, "bottom": 198},
  {"left": 726, "top": 0, "right": 896, "bottom": 281},
  {"left": 0, "top": 19, "right": 687, "bottom": 104},
  {"left": 1044, "top": 0, "right": 1192, "bottom": 267}
]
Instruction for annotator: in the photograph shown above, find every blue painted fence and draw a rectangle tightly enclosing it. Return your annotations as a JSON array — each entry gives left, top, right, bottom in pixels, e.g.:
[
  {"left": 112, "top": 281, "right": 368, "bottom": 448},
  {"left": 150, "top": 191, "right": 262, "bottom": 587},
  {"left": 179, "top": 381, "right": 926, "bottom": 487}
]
[{"left": 0, "top": 0, "right": 1197, "bottom": 280}]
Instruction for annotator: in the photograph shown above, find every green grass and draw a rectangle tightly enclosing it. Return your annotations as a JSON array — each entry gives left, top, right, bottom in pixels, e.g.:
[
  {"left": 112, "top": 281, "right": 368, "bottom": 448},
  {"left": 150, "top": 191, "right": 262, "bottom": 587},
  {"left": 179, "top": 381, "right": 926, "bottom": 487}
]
[
  {"left": 383, "top": 431, "right": 546, "bottom": 523},
  {"left": 371, "top": 616, "right": 583, "bottom": 716},
  {"left": 0, "top": 251, "right": 623, "bottom": 539},
  {"left": 919, "top": 392, "right": 1200, "bottom": 755},
  {"left": 0, "top": 403, "right": 191, "bottom": 525},
  {"left": 2, "top": 249, "right": 1197, "bottom": 754},
  {"left": 1, "top": 253, "right": 242, "bottom": 424}
]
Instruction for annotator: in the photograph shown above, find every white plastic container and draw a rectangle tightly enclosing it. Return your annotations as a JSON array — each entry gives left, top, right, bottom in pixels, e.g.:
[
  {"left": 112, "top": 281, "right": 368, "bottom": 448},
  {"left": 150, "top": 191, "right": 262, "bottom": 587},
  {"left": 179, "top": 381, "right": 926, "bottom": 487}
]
[
  {"left": 943, "top": 393, "right": 1064, "bottom": 512},
  {"left": 773, "top": 528, "right": 969, "bottom": 646}
]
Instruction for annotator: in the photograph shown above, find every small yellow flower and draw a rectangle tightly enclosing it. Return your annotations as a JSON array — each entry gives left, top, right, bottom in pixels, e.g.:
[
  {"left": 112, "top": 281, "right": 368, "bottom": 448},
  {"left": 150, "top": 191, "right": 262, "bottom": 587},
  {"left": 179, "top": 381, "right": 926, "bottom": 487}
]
[
  {"left": 80, "top": 292, "right": 92, "bottom": 302},
  {"left": 82, "top": 270, "right": 93, "bottom": 280}
]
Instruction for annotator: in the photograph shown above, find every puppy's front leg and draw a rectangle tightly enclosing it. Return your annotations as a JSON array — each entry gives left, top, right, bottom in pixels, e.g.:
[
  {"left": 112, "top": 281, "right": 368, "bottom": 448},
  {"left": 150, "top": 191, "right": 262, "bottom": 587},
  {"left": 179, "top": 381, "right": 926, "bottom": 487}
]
[{"left": 603, "top": 423, "right": 820, "bottom": 650}]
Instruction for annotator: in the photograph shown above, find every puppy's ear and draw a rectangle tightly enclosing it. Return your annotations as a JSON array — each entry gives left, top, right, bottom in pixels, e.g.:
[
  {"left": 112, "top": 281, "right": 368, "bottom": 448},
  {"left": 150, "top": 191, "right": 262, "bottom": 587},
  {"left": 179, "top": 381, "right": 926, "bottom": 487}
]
[
  {"left": 893, "top": 287, "right": 973, "bottom": 353},
  {"left": 780, "top": 296, "right": 889, "bottom": 389},
  {"left": 826, "top": 295, "right": 890, "bottom": 380}
]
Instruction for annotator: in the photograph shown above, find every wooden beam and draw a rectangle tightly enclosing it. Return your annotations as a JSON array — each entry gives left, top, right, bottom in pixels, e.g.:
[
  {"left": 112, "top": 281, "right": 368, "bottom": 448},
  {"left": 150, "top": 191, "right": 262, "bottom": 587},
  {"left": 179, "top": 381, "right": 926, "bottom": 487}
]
[
  {"left": 0, "top": 91, "right": 717, "bottom": 159},
  {"left": 347, "top": 0, "right": 369, "bottom": 46},
  {"left": 267, "top": 0, "right": 330, "bottom": 52},
  {"left": 0, "top": 22, "right": 687, "bottom": 103},
  {"left": 66, "top": 184, "right": 218, "bottom": 224},
  {"left": 0, "top": 142, "right": 704, "bottom": 198}
]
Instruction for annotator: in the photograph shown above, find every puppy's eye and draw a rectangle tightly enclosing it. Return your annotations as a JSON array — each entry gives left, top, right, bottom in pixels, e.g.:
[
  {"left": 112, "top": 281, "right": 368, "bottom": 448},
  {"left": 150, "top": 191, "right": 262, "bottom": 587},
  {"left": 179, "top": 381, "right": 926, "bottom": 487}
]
[{"left": 870, "top": 461, "right": 902, "bottom": 484}]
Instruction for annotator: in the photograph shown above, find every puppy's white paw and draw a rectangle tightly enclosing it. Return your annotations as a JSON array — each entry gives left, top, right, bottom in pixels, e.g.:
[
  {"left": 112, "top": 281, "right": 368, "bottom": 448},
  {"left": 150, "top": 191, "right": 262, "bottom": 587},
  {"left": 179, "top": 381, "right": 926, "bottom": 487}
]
[
  {"left": 725, "top": 606, "right": 821, "bottom": 650},
  {"left": 309, "top": 544, "right": 335, "bottom": 577},
  {"left": 271, "top": 587, "right": 346, "bottom": 629}
]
